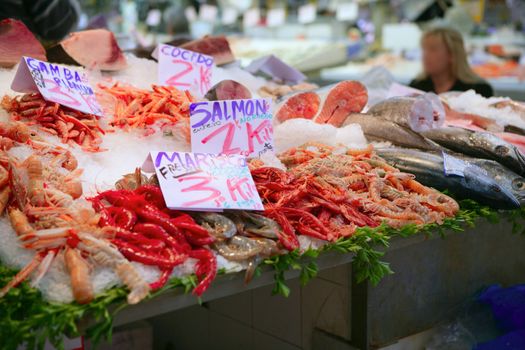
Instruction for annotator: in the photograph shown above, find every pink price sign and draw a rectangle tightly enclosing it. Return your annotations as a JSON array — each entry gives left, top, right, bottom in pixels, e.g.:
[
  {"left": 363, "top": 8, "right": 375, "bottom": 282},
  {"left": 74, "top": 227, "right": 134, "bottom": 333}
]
[
  {"left": 190, "top": 98, "right": 274, "bottom": 158},
  {"left": 156, "top": 44, "right": 214, "bottom": 98},
  {"left": 11, "top": 57, "right": 103, "bottom": 116},
  {"left": 143, "top": 151, "right": 263, "bottom": 211}
]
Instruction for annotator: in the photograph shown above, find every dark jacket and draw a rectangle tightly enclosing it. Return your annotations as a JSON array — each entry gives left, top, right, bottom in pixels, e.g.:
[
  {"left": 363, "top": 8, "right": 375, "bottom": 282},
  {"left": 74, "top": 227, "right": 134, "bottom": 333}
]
[
  {"left": 409, "top": 77, "right": 494, "bottom": 98},
  {"left": 0, "top": 0, "right": 79, "bottom": 41}
]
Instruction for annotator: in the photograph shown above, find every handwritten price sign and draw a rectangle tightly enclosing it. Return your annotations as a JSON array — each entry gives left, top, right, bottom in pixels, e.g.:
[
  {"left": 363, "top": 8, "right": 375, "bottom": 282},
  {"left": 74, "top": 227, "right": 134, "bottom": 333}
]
[
  {"left": 190, "top": 98, "right": 274, "bottom": 158},
  {"left": 11, "top": 57, "right": 103, "bottom": 116},
  {"left": 145, "top": 151, "right": 263, "bottom": 211},
  {"left": 156, "top": 44, "right": 214, "bottom": 98}
]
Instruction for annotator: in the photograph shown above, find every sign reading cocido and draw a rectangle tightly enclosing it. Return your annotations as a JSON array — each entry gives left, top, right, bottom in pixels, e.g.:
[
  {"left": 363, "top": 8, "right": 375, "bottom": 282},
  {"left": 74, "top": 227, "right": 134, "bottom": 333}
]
[{"left": 155, "top": 43, "right": 214, "bottom": 98}]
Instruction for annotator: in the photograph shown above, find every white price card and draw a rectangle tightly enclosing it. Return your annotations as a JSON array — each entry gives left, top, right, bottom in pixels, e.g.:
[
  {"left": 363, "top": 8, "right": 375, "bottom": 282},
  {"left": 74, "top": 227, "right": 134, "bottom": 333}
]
[
  {"left": 243, "top": 8, "right": 260, "bottom": 27},
  {"left": 199, "top": 4, "right": 218, "bottom": 22},
  {"left": 190, "top": 98, "right": 274, "bottom": 158},
  {"left": 298, "top": 4, "right": 317, "bottom": 24},
  {"left": 336, "top": 2, "right": 358, "bottom": 21},
  {"left": 155, "top": 44, "right": 214, "bottom": 98},
  {"left": 11, "top": 57, "right": 103, "bottom": 116},
  {"left": 442, "top": 152, "right": 467, "bottom": 177},
  {"left": 266, "top": 8, "right": 286, "bottom": 27},
  {"left": 144, "top": 151, "right": 264, "bottom": 211}
]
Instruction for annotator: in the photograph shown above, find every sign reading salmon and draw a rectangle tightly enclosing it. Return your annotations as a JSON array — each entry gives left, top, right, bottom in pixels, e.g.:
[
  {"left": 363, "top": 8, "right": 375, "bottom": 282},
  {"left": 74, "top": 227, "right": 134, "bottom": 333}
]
[
  {"left": 144, "top": 151, "right": 263, "bottom": 211},
  {"left": 11, "top": 57, "right": 103, "bottom": 116},
  {"left": 190, "top": 98, "right": 274, "bottom": 158},
  {"left": 156, "top": 44, "right": 213, "bottom": 98}
]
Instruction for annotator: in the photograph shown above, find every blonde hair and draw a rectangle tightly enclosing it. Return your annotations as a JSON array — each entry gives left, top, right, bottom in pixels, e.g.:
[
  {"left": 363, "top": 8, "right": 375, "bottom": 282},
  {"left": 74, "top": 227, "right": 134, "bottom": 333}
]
[{"left": 418, "top": 27, "right": 484, "bottom": 84}]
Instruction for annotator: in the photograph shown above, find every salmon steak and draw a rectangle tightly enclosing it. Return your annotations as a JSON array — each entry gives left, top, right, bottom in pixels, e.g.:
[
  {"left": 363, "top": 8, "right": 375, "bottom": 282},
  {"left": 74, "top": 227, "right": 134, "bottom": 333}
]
[
  {"left": 275, "top": 92, "right": 321, "bottom": 123},
  {"left": 314, "top": 81, "right": 368, "bottom": 127}
]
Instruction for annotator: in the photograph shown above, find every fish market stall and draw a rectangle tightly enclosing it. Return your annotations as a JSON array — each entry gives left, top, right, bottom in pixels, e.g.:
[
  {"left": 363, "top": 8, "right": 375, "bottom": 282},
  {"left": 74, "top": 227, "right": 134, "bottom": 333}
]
[
  {"left": 320, "top": 57, "right": 525, "bottom": 101},
  {"left": 2, "top": 18, "right": 525, "bottom": 350}
]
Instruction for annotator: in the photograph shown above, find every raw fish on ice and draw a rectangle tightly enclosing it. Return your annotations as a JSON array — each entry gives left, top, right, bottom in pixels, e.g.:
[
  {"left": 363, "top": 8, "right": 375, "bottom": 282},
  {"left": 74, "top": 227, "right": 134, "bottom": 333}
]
[
  {"left": 367, "top": 93, "right": 445, "bottom": 132},
  {"left": 0, "top": 19, "right": 46, "bottom": 67},
  {"left": 46, "top": 29, "right": 127, "bottom": 71},
  {"left": 181, "top": 36, "right": 235, "bottom": 66},
  {"left": 275, "top": 92, "right": 321, "bottom": 122},
  {"left": 315, "top": 81, "right": 368, "bottom": 127},
  {"left": 205, "top": 80, "right": 252, "bottom": 101}
]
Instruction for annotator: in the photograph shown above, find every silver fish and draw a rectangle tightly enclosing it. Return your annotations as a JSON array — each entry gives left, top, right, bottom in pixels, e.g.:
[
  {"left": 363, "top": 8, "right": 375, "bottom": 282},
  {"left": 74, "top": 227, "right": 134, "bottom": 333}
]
[
  {"left": 421, "top": 126, "right": 525, "bottom": 177},
  {"left": 343, "top": 113, "right": 442, "bottom": 151},
  {"left": 367, "top": 93, "right": 445, "bottom": 131},
  {"left": 375, "top": 148, "right": 520, "bottom": 209},
  {"left": 452, "top": 155, "right": 525, "bottom": 205}
]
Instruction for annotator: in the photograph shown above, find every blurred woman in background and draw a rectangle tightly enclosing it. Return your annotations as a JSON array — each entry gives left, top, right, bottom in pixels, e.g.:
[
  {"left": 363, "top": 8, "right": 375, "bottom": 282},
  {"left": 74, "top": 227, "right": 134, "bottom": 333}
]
[{"left": 410, "top": 27, "right": 494, "bottom": 97}]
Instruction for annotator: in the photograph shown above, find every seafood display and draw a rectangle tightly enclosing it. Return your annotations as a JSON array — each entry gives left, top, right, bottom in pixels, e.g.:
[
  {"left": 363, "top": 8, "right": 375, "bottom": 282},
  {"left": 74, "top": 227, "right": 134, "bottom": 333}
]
[
  {"left": 376, "top": 148, "right": 520, "bottom": 209},
  {"left": 46, "top": 29, "right": 127, "bottom": 71},
  {"left": 1, "top": 93, "right": 105, "bottom": 152},
  {"left": 420, "top": 127, "right": 525, "bottom": 177},
  {"left": 99, "top": 84, "right": 194, "bottom": 129},
  {"left": 343, "top": 113, "right": 442, "bottom": 151},
  {"left": 0, "top": 130, "right": 150, "bottom": 305},
  {"left": 253, "top": 143, "right": 458, "bottom": 234},
  {"left": 0, "top": 23, "right": 524, "bottom": 349},
  {"left": 366, "top": 93, "right": 446, "bottom": 132}
]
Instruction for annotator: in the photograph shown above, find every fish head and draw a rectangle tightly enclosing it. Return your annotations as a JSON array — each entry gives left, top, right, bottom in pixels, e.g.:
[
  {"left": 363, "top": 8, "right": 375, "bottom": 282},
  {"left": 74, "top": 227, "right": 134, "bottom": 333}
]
[{"left": 465, "top": 166, "right": 520, "bottom": 209}]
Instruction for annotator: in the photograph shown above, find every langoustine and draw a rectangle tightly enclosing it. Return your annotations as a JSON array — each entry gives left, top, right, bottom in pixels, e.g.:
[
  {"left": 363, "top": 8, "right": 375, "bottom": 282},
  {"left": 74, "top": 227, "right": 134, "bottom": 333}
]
[
  {"left": 89, "top": 183, "right": 218, "bottom": 295},
  {"left": 1, "top": 93, "right": 105, "bottom": 152},
  {"left": 0, "top": 130, "right": 149, "bottom": 305},
  {"left": 251, "top": 143, "right": 458, "bottom": 245},
  {"left": 98, "top": 83, "right": 194, "bottom": 131}
]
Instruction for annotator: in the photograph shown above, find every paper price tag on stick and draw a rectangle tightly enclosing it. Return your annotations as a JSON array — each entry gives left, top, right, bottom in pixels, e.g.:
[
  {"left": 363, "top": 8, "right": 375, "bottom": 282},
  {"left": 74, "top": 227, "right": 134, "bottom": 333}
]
[
  {"left": 190, "top": 98, "right": 274, "bottom": 158},
  {"left": 442, "top": 152, "right": 467, "bottom": 177},
  {"left": 155, "top": 44, "right": 214, "bottom": 98},
  {"left": 11, "top": 57, "right": 103, "bottom": 116},
  {"left": 144, "top": 151, "right": 263, "bottom": 211}
]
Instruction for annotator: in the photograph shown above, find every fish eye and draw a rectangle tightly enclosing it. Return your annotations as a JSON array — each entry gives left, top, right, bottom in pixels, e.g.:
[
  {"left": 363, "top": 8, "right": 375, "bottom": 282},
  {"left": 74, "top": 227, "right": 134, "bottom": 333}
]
[
  {"left": 495, "top": 145, "right": 509, "bottom": 155},
  {"left": 512, "top": 179, "right": 525, "bottom": 191}
]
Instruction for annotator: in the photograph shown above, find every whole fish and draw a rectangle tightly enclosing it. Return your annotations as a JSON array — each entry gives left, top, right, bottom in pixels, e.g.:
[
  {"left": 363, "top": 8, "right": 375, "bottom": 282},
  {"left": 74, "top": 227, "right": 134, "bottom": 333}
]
[
  {"left": 375, "top": 148, "right": 520, "bottom": 209},
  {"left": 343, "top": 113, "right": 442, "bottom": 151},
  {"left": 367, "top": 93, "right": 445, "bottom": 131},
  {"left": 420, "top": 126, "right": 525, "bottom": 177},
  {"left": 453, "top": 155, "right": 525, "bottom": 205}
]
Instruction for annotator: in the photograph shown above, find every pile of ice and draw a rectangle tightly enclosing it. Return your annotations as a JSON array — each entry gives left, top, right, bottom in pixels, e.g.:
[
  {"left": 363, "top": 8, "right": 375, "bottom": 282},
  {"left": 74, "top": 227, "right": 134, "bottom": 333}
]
[
  {"left": 274, "top": 118, "right": 368, "bottom": 153},
  {"left": 445, "top": 90, "right": 525, "bottom": 129}
]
